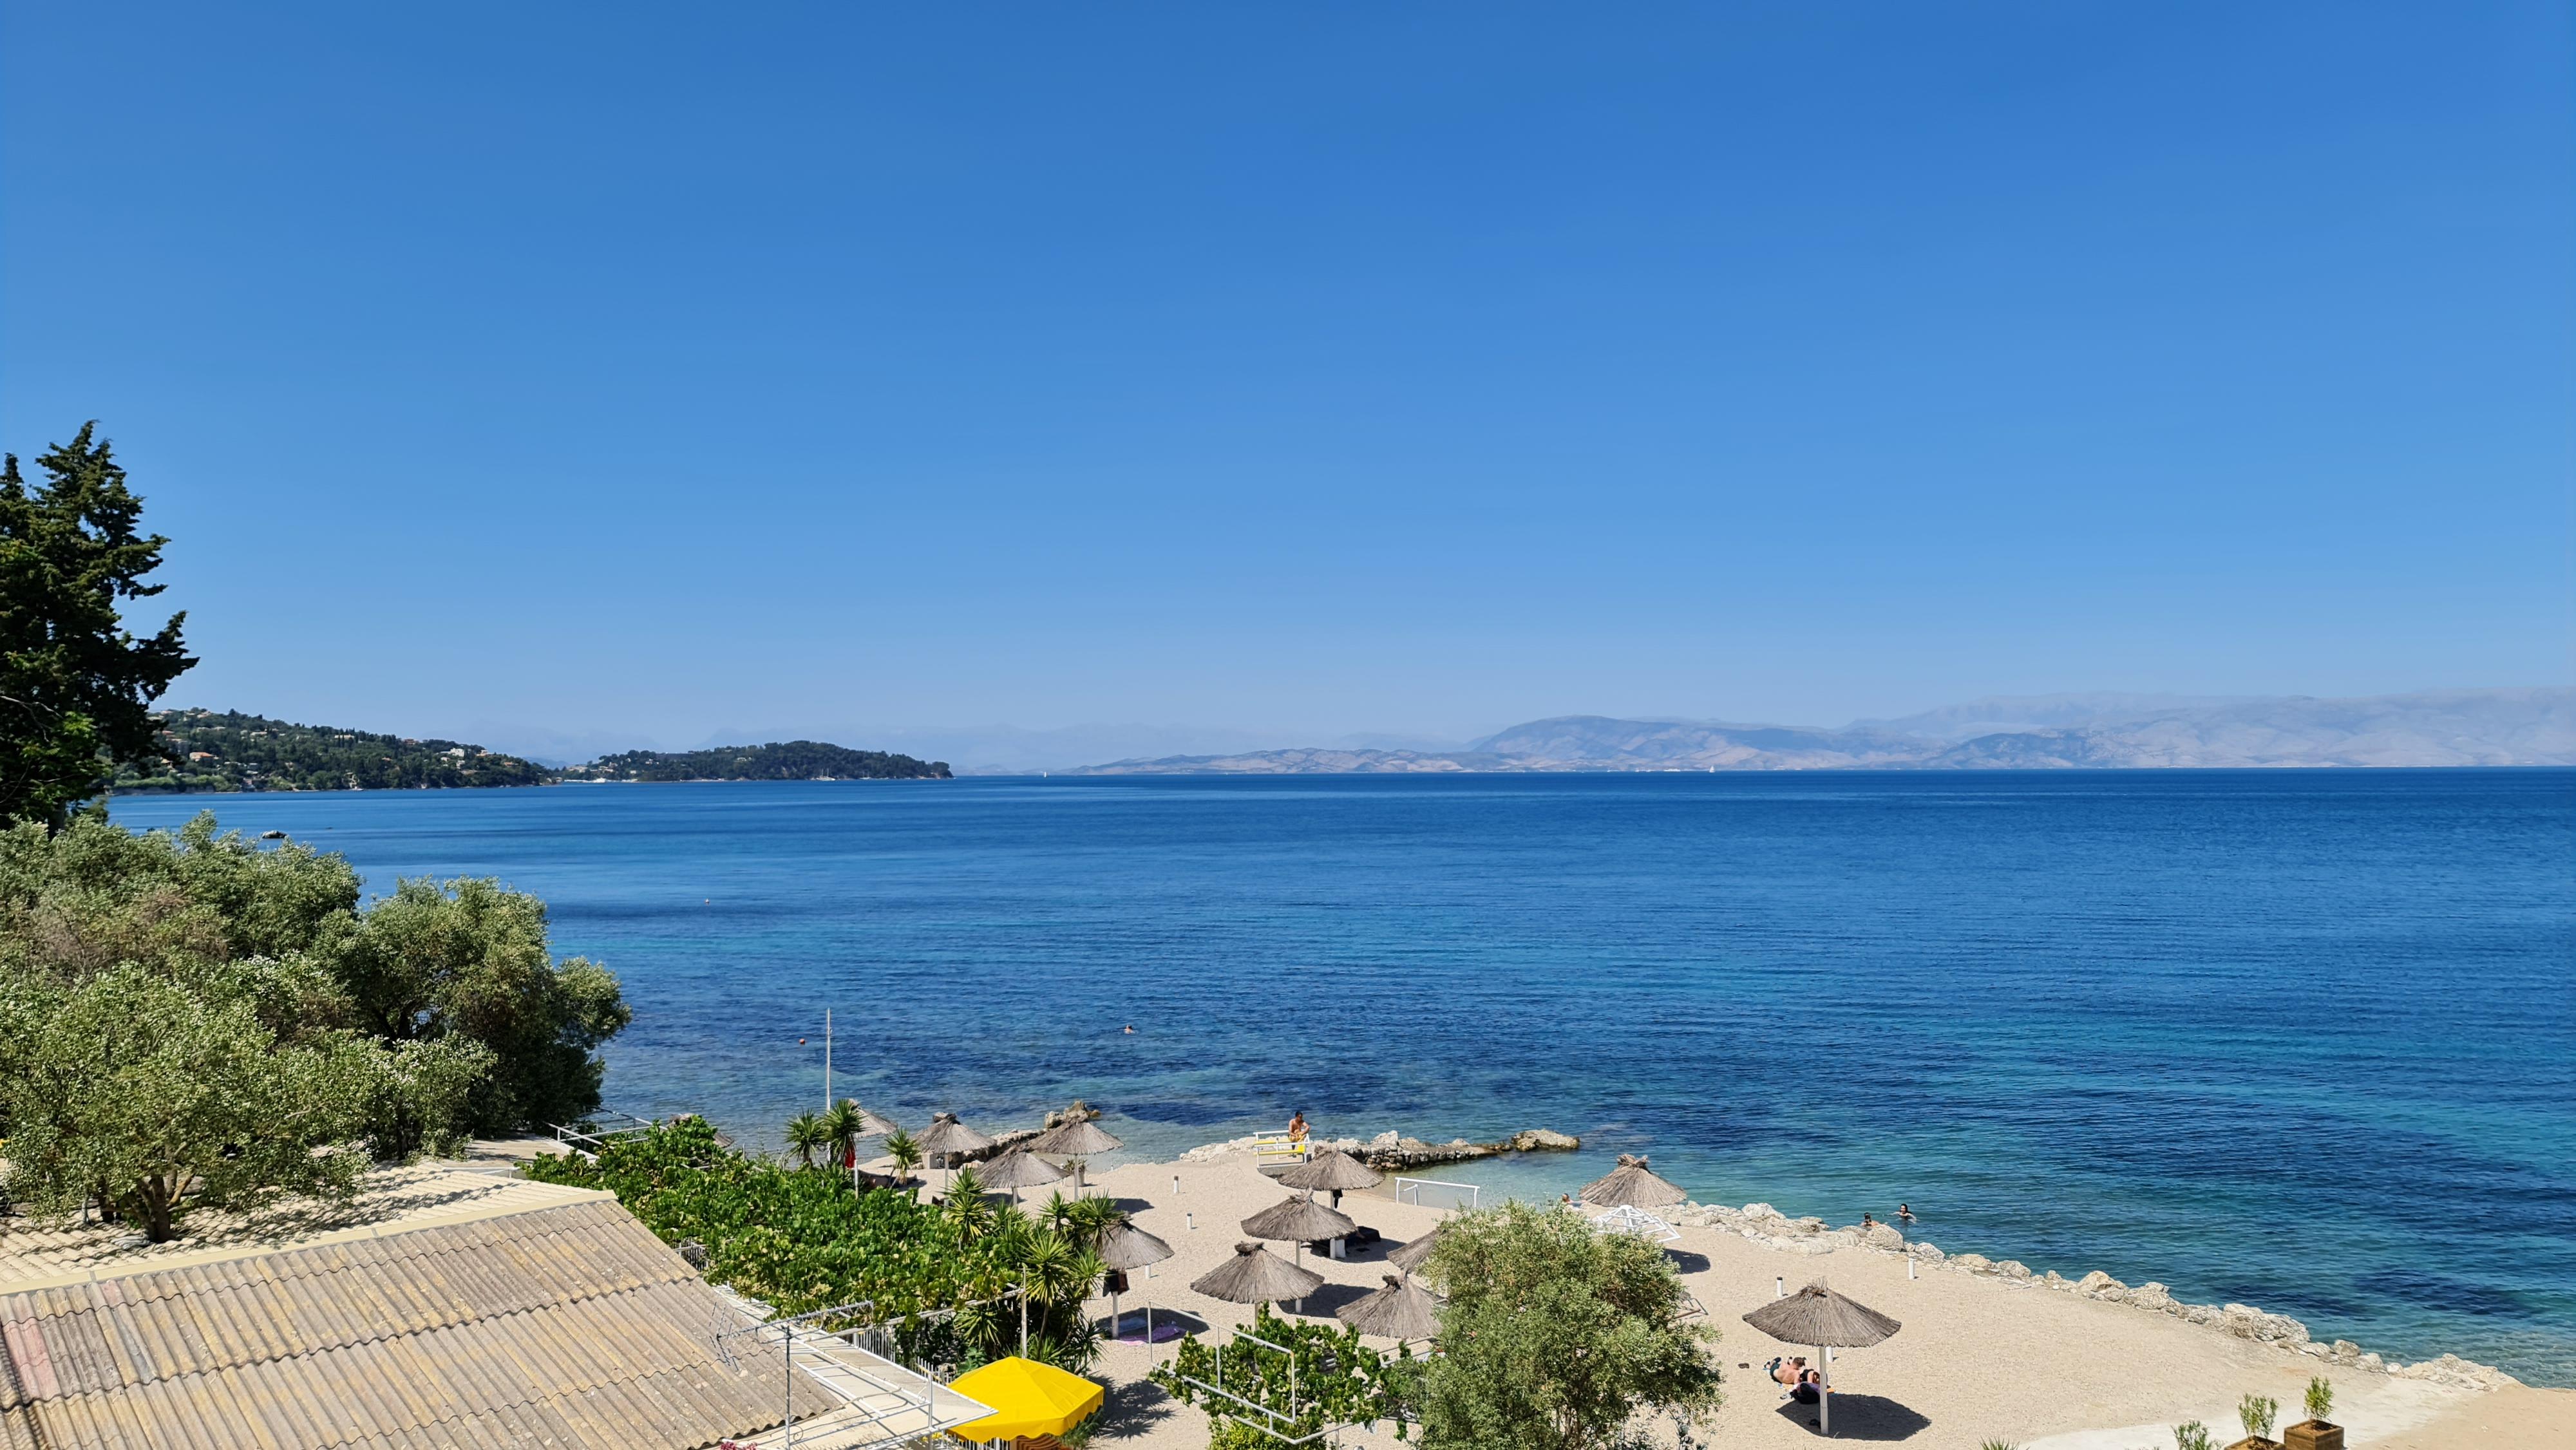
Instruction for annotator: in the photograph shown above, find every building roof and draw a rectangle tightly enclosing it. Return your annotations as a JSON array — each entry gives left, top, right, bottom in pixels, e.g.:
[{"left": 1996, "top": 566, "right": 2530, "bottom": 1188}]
[{"left": 1, "top": 1175, "right": 831, "bottom": 1449}]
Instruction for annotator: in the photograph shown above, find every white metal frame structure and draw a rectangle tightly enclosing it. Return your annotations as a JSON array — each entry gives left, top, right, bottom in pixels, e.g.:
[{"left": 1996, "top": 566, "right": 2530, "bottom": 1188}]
[
  {"left": 713, "top": 1294, "right": 995, "bottom": 1450},
  {"left": 1170, "top": 1325, "right": 1392, "bottom": 1446},
  {"left": 549, "top": 1109, "right": 656, "bottom": 1158},
  {"left": 1394, "top": 1177, "right": 1479, "bottom": 1212}
]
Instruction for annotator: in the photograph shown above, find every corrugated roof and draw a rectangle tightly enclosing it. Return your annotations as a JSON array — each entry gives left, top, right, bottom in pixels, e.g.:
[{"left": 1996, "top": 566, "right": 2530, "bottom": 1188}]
[
  {"left": 0, "top": 1164, "right": 607, "bottom": 1294},
  {"left": 1, "top": 1194, "right": 831, "bottom": 1449}
]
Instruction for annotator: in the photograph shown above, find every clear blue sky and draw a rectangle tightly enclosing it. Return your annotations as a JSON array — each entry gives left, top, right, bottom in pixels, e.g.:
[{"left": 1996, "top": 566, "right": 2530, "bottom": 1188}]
[{"left": 5, "top": 3, "right": 2569, "bottom": 746}]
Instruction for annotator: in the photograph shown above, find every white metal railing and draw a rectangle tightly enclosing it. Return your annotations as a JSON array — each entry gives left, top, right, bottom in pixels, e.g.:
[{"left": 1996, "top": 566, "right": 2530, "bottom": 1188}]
[
  {"left": 1395, "top": 1176, "right": 1479, "bottom": 1212},
  {"left": 713, "top": 1294, "right": 994, "bottom": 1450},
  {"left": 551, "top": 1110, "right": 656, "bottom": 1158}
]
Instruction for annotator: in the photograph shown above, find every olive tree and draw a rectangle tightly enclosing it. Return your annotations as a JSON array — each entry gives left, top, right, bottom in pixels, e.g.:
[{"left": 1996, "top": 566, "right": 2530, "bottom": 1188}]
[
  {"left": 2, "top": 965, "right": 377, "bottom": 1239},
  {"left": 1420, "top": 1200, "right": 1722, "bottom": 1450}
]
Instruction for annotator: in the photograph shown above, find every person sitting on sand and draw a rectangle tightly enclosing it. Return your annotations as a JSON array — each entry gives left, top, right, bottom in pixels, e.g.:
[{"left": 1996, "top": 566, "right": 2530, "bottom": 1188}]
[
  {"left": 1287, "top": 1111, "right": 1309, "bottom": 1144},
  {"left": 1791, "top": 1369, "right": 1828, "bottom": 1405},
  {"left": 1766, "top": 1356, "right": 1806, "bottom": 1389}
]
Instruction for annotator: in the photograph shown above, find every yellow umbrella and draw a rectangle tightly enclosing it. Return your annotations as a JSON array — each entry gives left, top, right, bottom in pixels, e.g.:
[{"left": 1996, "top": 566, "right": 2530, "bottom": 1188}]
[{"left": 947, "top": 1357, "right": 1105, "bottom": 1443}]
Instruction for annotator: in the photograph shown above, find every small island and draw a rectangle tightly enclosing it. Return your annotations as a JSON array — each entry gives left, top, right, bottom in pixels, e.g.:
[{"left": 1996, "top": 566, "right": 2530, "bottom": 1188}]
[{"left": 561, "top": 740, "right": 951, "bottom": 782}]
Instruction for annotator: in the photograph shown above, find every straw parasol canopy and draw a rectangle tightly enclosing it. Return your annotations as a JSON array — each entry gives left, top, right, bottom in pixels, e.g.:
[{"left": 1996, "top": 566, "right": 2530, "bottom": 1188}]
[
  {"left": 1387, "top": 1221, "right": 1448, "bottom": 1275},
  {"left": 1336, "top": 1274, "right": 1442, "bottom": 1342},
  {"left": 1277, "top": 1148, "right": 1382, "bottom": 1194},
  {"left": 976, "top": 1148, "right": 1066, "bottom": 1194},
  {"left": 1191, "top": 1241, "right": 1325, "bottom": 1305},
  {"left": 1579, "top": 1154, "right": 1687, "bottom": 1209},
  {"left": 1743, "top": 1281, "right": 1901, "bottom": 1438},
  {"left": 1241, "top": 1194, "right": 1358, "bottom": 1246},
  {"left": 1095, "top": 1221, "right": 1175, "bottom": 1272},
  {"left": 1742, "top": 1281, "right": 1901, "bottom": 1349},
  {"left": 838, "top": 1101, "right": 902, "bottom": 1137},
  {"left": 917, "top": 1112, "right": 996, "bottom": 1162},
  {"left": 1025, "top": 1118, "right": 1124, "bottom": 1156}
]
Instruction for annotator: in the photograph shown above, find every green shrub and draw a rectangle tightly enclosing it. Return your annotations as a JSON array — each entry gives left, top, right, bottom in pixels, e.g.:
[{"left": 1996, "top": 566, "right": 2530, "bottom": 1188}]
[
  {"left": 2172, "top": 1420, "right": 2212, "bottom": 1450},
  {"left": 2304, "top": 1376, "right": 2334, "bottom": 1422},
  {"left": 524, "top": 1117, "right": 1102, "bottom": 1370},
  {"left": 2239, "top": 1393, "right": 2278, "bottom": 1440}
]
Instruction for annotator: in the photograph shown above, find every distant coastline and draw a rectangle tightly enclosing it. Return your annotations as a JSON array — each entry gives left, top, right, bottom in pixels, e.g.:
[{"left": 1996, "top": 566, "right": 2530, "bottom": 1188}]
[
  {"left": 110, "top": 709, "right": 949, "bottom": 794},
  {"left": 1065, "top": 687, "right": 2573, "bottom": 775}
]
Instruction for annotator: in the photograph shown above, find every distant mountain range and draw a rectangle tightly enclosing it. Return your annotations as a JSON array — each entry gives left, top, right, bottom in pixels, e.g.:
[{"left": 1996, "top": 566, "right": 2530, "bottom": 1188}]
[{"left": 1065, "top": 688, "right": 2576, "bottom": 774}]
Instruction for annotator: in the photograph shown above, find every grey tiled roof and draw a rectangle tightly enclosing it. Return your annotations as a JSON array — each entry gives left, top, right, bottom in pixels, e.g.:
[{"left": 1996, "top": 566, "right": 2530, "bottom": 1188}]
[{"left": 1, "top": 1197, "right": 829, "bottom": 1449}]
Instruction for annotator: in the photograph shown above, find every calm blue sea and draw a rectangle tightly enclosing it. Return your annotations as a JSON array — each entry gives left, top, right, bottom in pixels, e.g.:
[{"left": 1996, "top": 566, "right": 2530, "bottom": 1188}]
[{"left": 113, "top": 771, "right": 2576, "bottom": 1384}]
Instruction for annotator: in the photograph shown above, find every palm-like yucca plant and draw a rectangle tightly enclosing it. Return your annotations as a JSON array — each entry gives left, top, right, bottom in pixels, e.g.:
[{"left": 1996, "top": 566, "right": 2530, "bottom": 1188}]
[
  {"left": 886, "top": 1128, "right": 922, "bottom": 1187},
  {"left": 1064, "top": 1194, "right": 1123, "bottom": 1245},
  {"left": 820, "top": 1100, "right": 867, "bottom": 1178},
  {"left": 784, "top": 1113, "right": 829, "bottom": 1171},
  {"left": 943, "top": 1166, "right": 994, "bottom": 1239},
  {"left": 1040, "top": 1189, "right": 1079, "bottom": 1238},
  {"left": 2239, "top": 1395, "right": 2278, "bottom": 1442}
]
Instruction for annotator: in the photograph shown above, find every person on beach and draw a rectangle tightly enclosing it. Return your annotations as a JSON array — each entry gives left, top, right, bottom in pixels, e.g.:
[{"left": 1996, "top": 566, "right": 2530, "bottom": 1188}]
[
  {"left": 1768, "top": 1357, "right": 1806, "bottom": 1390},
  {"left": 1287, "top": 1110, "right": 1309, "bottom": 1145},
  {"left": 1792, "top": 1370, "right": 1828, "bottom": 1406}
]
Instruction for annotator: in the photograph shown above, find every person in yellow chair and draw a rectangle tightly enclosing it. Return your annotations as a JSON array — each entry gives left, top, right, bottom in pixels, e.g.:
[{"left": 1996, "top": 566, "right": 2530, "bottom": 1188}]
[{"left": 1286, "top": 1109, "right": 1309, "bottom": 1147}]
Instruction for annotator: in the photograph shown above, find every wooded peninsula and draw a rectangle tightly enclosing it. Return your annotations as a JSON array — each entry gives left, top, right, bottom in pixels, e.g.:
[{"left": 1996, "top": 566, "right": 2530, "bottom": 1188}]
[{"left": 112, "top": 709, "right": 949, "bottom": 793}]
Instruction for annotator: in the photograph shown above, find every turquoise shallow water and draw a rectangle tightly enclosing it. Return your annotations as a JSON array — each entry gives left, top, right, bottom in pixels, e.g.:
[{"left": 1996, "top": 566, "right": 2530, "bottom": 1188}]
[{"left": 114, "top": 770, "right": 2576, "bottom": 1384}]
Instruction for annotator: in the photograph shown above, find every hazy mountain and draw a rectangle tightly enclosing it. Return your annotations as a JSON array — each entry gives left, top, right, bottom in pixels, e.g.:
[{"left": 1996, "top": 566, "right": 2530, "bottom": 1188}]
[
  {"left": 1852, "top": 693, "right": 2254, "bottom": 741},
  {"left": 1070, "top": 689, "right": 2574, "bottom": 774}
]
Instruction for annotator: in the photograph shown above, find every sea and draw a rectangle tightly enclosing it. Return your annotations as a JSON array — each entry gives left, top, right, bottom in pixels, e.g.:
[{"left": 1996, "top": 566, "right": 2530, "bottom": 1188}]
[{"left": 112, "top": 769, "right": 2576, "bottom": 1386}]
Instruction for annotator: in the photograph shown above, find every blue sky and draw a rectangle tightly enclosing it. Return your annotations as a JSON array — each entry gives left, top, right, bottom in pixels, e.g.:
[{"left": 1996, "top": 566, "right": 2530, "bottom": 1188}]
[{"left": 4, "top": 3, "right": 2569, "bottom": 749}]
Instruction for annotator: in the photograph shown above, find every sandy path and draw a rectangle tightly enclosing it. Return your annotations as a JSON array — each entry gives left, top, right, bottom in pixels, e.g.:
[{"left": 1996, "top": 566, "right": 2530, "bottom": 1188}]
[{"left": 963, "top": 1144, "right": 2576, "bottom": 1450}]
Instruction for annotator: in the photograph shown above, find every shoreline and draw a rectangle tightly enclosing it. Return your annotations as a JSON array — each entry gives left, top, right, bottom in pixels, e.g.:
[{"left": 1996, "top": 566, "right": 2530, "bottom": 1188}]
[
  {"left": 1046, "top": 1136, "right": 2573, "bottom": 1450},
  {"left": 1167, "top": 1130, "right": 2528, "bottom": 1395}
]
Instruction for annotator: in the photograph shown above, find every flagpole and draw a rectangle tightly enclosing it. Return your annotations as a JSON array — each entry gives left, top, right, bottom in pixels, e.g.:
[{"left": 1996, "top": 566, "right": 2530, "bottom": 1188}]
[{"left": 824, "top": 1008, "right": 833, "bottom": 1113}]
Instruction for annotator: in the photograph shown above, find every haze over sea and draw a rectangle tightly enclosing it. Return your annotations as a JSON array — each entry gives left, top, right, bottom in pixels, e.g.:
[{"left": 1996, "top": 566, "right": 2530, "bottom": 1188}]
[{"left": 115, "top": 771, "right": 2576, "bottom": 1385}]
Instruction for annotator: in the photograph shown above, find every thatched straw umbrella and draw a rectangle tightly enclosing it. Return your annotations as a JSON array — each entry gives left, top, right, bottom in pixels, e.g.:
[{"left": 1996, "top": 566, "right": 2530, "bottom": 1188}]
[
  {"left": 1096, "top": 1221, "right": 1173, "bottom": 1337},
  {"left": 976, "top": 1148, "right": 1065, "bottom": 1202},
  {"left": 1579, "top": 1154, "right": 1687, "bottom": 1209},
  {"left": 1241, "top": 1193, "right": 1358, "bottom": 1268},
  {"left": 917, "top": 1112, "right": 996, "bottom": 1187},
  {"left": 1336, "top": 1274, "right": 1441, "bottom": 1344},
  {"left": 1026, "top": 1117, "right": 1124, "bottom": 1155},
  {"left": 1387, "top": 1222, "right": 1446, "bottom": 1277},
  {"left": 1191, "top": 1241, "right": 1324, "bottom": 1308},
  {"left": 1025, "top": 1117, "right": 1124, "bottom": 1192},
  {"left": 843, "top": 1102, "right": 902, "bottom": 1137},
  {"left": 1276, "top": 1147, "right": 1381, "bottom": 1209},
  {"left": 1742, "top": 1281, "right": 1902, "bottom": 1438}
]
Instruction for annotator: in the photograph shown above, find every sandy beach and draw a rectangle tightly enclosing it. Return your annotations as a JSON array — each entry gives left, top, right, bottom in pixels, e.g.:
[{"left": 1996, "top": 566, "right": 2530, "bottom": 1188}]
[{"left": 882, "top": 1140, "right": 2576, "bottom": 1450}]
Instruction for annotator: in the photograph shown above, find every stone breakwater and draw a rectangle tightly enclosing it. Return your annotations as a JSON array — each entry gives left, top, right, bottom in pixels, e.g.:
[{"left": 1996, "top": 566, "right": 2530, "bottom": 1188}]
[
  {"left": 1177, "top": 1128, "right": 1580, "bottom": 1171},
  {"left": 1666, "top": 1200, "right": 2521, "bottom": 1393}
]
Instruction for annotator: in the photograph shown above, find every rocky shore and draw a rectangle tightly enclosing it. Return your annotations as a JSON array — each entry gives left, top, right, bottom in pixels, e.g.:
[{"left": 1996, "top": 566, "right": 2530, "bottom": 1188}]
[{"left": 1665, "top": 1198, "right": 2521, "bottom": 1393}]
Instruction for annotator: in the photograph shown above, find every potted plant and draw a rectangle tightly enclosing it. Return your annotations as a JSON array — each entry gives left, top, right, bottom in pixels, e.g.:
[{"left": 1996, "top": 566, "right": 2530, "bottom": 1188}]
[
  {"left": 2283, "top": 1377, "right": 2342, "bottom": 1450},
  {"left": 2230, "top": 1393, "right": 2282, "bottom": 1450},
  {"left": 2174, "top": 1422, "right": 2213, "bottom": 1450}
]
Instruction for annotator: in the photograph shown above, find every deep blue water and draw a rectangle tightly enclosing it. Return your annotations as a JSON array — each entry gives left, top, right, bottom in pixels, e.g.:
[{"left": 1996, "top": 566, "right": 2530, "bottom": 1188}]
[{"left": 113, "top": 771, "right": 2576, "bottom": 1384}]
